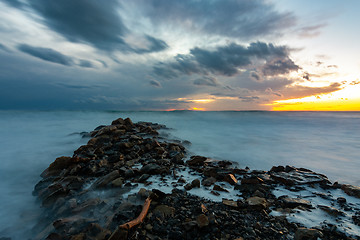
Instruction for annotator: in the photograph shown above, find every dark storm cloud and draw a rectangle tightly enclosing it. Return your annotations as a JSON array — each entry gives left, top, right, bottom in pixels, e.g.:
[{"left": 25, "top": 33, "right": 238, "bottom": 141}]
[
  {"left": 155, "top": 42, "right": 295, "bottom": 78},
  {"left": 0, "top": 43, "right": 11, "bottom": 53},
  {"left": 261, "top": 58, "right": 299, "bottom": 76},
  {"left": 78, "top": 59, "right": 94, "bottom": 68},
  {"left": 250, "top": 71, "right": 261, "bottom": 81},
  {"left": 133, "top": 36, "right": 168, "bottom": 54},
  {"left": 149, "top": 80, "right": 161, "bottom": 88},
  {"left": 1, "top": 0, "right": 24, "bottom": 8},
  {"left": 193, "top": 76, "right": 219, "bottom": 87},
  {"left": 18, "top": 44, "right": 74, "bottom": 66},
  {"left": 28, "top": 0, "right": 167, "bottom": 53},
  {"left": 97, "top": 59, "right": 108, "bottom": 68},
  {"left": 139, "top": 0, "right": 295, "bottom": 39},
  {"left": 18, "top": 44, "right": 98, "bottom": 69},
  {"left": 238, "top": 96, "right": 260, "bottom": 102}
]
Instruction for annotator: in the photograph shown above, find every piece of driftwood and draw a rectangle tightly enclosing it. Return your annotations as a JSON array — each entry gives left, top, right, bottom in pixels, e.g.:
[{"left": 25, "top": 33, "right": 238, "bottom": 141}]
[{"left": 108, "top": 197, "right": 152, "bottom": 240}]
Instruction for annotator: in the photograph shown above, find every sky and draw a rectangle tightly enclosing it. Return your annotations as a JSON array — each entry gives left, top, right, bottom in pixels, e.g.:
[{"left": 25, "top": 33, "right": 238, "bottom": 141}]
[{"left": 0, "top": 0, "right": 359, "bottom": 111}]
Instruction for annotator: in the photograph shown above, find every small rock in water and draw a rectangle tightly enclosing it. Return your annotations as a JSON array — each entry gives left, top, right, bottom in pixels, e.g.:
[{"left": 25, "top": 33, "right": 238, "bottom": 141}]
[
  {"left": 191, "top": 179, "right": 201, "bottom": 188},
  {"left": 318, "top": 205, "right": 345, "bottom": 217},
  {"left": 281, "top": 197, "right": 312, "bottom": 208},
  {"left": 224, "top": 174, "right": 238, "bottom": 185},
  {"left": 213, "top": 184, "right": 228, "bottom": 192},
  {"left": 294, "top": 227, "right": 323, "bottom": 240},
  {"left": 187, "top": 155, "right": 207, "bottom": 166},
  {"left": 337, "top": 197, "right": 347, "bottom": 204},
  {"left": 202, "top": 177, "right": 217, "bottom": 186},
  {"left": 246, "top": 197, "right": 267, "bottom": 209},
  {"left": 341, "top": 184, "right": 360, "bottom": 198}
]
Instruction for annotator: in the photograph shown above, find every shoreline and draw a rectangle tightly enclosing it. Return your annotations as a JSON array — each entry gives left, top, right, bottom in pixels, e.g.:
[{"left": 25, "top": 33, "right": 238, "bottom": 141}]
[{"left": 27, "top": 117, "right": 360, "bottom": 239}]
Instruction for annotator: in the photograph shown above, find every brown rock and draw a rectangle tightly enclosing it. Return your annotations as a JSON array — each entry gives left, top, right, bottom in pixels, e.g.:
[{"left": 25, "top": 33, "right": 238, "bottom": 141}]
[
  {"left": 224, "top": 174, "right": 238, "bottom": 185},
  {"left": 191, "top": 179, "right": 201, "bottom": 188},
  {"left": 294, "top": 227, "right": 323, "bottom": 240},
  {"left": 211, "top": 191, "right": 220, "bottom": 196},
  {"left": 202, "top": 177, "right": 217, "bottom": 186},
  {"left": 341, "top": 184, "right": 360, "bottom": 198},
  {"left": 213, "top": 184, "right": 229, "bottom": 192},
  {"left": 318, "top": 205, "right": 345, "bottom": 216},
  {"left": 246, "top": 197, "right": 267, "bottom": 209},
  {"left": 153, "top": 205, "right": 175, "bottom": 219},
  {"left": 196, "top": 214, "right": 209, "bottom": 228},
  {"left": 187, "top": 156, "right": 207, "bottom": 166},
  {"left": 111, "top": 177, "right": 123, "bottom": 187},
  {"left": 282, "top": 198, "right": 312, "bottom": 208},
  {"left": 92, "top": 170, "right": 120, "bottom": 189},
  {"left": 111, "top": 118, "right": 125, "bottom": 125},
  {"left": 241, "top": 176, "right": 264, "bottom": 185},
  {"left": 222, "top": 199, "right": 238, "bottom": 208}
]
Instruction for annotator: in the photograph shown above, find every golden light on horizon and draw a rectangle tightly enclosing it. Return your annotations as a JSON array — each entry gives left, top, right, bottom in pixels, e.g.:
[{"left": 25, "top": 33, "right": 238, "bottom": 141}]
[{"left": 270, "top": 84, "right": 360, "bottom": 111}]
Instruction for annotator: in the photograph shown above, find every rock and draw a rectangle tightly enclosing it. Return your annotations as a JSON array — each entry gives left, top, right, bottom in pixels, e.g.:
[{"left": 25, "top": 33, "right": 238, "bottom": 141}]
[
  {"left": 177, "top": 178, "right": 186, "bottom": 183},
  {"left": 253, "top": 190, "right": 265, "bottom": 198},
  {"left": 191, "top": 179, "right": 201, "bottom": 188},
  {"left": 241, "top": 176, "right": 264, "bottom": 185},
  {"left": 213, "top": 184, "right": 228, "bottom": 192},
  {"left": 111, "top": 177, "right": 123, "bottom": 187},
  {"left": 196, "top": 214, "right": 209, "bottom": 228},
  {"left": 282, "top": 197, "right": 312, "bottom": 208},
  {"left": 111, "top": 117, "right": 125, "bottom": 126},
  {"left": 210, "top": 191, "right": 220, "bottom": 196},
  {"left": 270, "top": 166, "right": 285, "bottom": 172},
  {"left": 92, "top": 170, "right": 120, "bottom": 188},
  {"left": 145, "top": 223, "right": 153, "bottom": 231},
  {"left": 184, "top": 183, "right": 193, "bottom": 191},
  {"left": 246, "top": 197, "right": 267, "bottom": 209},
  {"left": 71, "top": 233, "right": 85, "bottom": 240},
  {"left": 140, "top": 163, "right": 164, "bottom": 175},
  {"left": 138, "top": 174, "right": 150, "bottom": 183},
  {"left": 337, "top": 197, "right": 347, "bottom": 204},
  {"left": 41, "top": 156, "right": 89, "bottom": 177},
  {"left": 222, "top": 199, "right": 238, "bottom": 208},
  {"left": 318, "top": 205, "right": 345, "bottom": 216},
  {"left": 224, "top": 174, "right": 238, "bottom": 185},
  {"left": 183, "top": 221, "right": 198, "bottom": 231},
  {"left": 294, "top": 227, "right": 323, "bottom": 240},
  {"left": 202, "top": 177, "right": 217, "bottom": 186},
  {"left": 187, "top": 156, "right": 207, "bottom": 166},
  {"left": 153, "top": 205, "right": 175, "bottom": 219},
  {"left": 137, "top": 188, "right": 150, "bottom": 199},
  {"left": 341, "top": 184, "right": 360, "bottom": 198},
  {"left": 45, "top": 233, "right": 62, "bottom": 240}
]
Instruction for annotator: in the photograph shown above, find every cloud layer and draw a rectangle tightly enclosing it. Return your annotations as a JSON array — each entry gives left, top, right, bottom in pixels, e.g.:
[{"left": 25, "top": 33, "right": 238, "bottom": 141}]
[
  {"left": 0, "top": 0, "right": 347, "bottom": 110},
  {"left": 29, "top": 0, "right": 167, "bottom": 53}
]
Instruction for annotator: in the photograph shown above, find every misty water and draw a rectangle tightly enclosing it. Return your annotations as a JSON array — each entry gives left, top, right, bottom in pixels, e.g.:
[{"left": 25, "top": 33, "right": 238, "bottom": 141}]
[{"left": 0, "top": 110, "right": 359, "bottom": 239}]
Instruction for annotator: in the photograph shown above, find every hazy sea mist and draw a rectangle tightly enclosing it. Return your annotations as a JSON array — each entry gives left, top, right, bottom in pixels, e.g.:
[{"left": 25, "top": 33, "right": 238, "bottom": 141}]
[{"left": 0, "top": 110, "right": 359, "bottom": 239}]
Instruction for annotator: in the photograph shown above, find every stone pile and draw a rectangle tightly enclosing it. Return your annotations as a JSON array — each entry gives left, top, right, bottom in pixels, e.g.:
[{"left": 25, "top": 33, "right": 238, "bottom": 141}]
[{"left": 29, "top": 118, "right": 360, "bottom": 240}]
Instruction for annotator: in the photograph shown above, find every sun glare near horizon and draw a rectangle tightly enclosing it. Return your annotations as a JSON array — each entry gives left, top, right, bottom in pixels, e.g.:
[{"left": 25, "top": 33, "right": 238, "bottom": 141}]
[{"left": 270, "top": 84, "right": 360, "bottom": 111}]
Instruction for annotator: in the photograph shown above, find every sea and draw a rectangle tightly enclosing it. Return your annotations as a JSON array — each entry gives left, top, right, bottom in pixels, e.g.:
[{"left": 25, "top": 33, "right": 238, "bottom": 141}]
[{"left": 0, "top": 110, "right": 359, "bottom": 239}]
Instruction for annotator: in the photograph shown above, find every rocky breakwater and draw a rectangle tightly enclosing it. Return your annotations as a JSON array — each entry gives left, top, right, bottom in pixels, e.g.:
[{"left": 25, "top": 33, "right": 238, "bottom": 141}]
[{"left": 31, "top": 117, "right": 360, "bottom": 240}]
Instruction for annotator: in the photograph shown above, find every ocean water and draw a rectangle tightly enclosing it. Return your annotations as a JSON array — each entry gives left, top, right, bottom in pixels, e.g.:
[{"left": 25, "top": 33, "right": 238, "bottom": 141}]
[{"left": 0, "top": 110, "right": 359, "bottom": 239}]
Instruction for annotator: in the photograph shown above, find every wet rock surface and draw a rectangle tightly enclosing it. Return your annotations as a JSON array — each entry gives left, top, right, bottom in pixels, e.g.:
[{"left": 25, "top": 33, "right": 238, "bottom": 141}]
[{"left": 31, "top": 117, "right": 360, "bottom": 240}]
